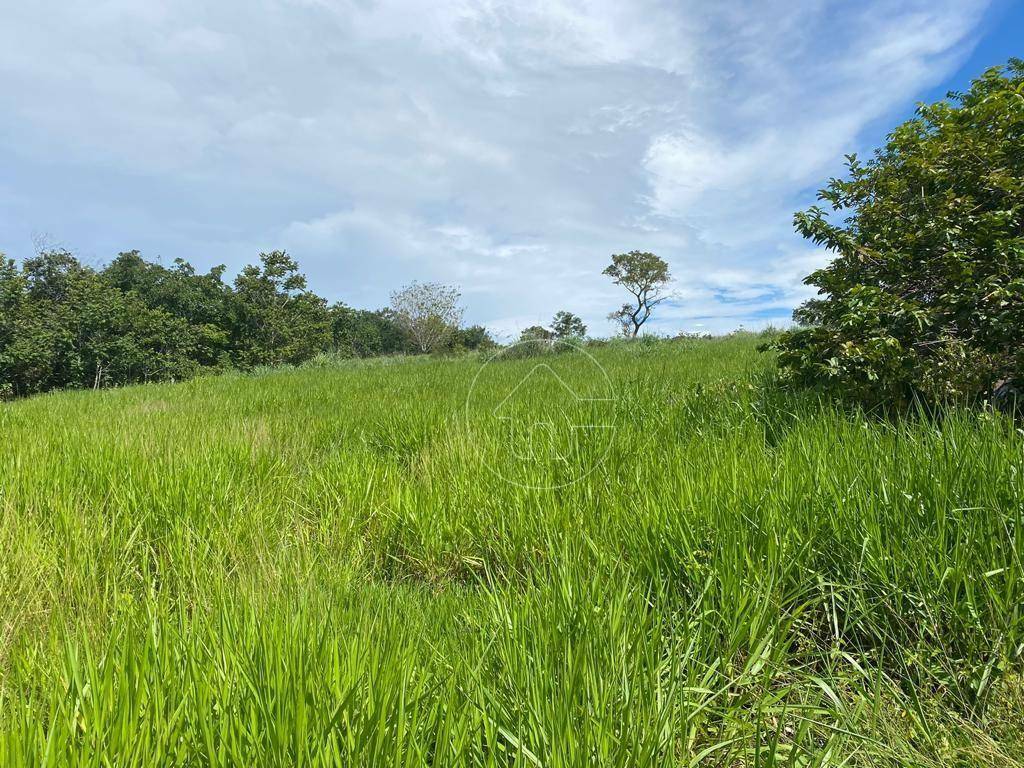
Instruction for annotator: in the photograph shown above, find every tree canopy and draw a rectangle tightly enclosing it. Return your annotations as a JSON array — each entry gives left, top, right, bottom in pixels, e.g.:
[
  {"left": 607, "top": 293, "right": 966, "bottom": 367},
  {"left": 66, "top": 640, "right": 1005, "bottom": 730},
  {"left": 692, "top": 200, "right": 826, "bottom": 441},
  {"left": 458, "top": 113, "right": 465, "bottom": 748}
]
[
  {"left": 773, "top": 59, "right": 1024, "bottom": 405},
  {"left": 0, "top": 250, "right": 481, "bottom": 398},
  {"left": 603, "top": 251, "right": 671, "bottom": 337},
  {"left": 519, "top": 325, "right": 553, "bottom": 343},
  {"left": 389, "top": 282, "right": 464, "bottom": 354},
  {"left": 550, "top": 311, "right": 587, "bottom": 340}
]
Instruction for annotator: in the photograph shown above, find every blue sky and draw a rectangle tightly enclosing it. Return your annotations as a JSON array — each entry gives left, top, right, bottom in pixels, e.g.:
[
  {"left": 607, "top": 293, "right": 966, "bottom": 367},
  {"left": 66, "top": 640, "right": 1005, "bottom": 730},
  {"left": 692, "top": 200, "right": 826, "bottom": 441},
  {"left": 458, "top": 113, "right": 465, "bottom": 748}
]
[{"left": 1, "top": 0, "right": 1020, "bottom": 338}]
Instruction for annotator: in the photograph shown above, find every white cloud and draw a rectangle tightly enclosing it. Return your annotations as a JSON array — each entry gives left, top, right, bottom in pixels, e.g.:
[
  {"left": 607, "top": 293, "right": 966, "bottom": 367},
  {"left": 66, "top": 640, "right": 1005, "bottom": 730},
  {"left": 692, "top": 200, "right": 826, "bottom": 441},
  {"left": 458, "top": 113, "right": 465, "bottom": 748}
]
[{"left": 0, "top": 0, "right": 993, "bottom": 337}]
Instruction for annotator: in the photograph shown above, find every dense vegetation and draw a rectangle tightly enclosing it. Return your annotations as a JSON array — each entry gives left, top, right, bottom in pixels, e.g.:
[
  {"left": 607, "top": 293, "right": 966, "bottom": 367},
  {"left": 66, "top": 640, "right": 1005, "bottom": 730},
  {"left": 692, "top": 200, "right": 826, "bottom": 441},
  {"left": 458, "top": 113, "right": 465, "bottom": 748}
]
[
  {"left": 774, "top": 61, "right": 1024, "bottom": 406},
  {"left": 0, "top": 248, "right": 492, "bottom": 398},
  {"left": 1, "top": 336, "right": 1021, "bottom": 766}
]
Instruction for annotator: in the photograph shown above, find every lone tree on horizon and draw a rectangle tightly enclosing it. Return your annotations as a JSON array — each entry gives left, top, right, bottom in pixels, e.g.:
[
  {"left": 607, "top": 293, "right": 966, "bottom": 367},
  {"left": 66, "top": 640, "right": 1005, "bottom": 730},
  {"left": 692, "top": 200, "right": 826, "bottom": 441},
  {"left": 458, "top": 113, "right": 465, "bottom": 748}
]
[
  {"left": 389, "top": 281, "right": 463, "bottom": 353},
  {"left": 603, "top": 251, "right": 671, "bottom": 337},
  {"left": 550, "top": 310, "right": 587, "bottom": 340}
]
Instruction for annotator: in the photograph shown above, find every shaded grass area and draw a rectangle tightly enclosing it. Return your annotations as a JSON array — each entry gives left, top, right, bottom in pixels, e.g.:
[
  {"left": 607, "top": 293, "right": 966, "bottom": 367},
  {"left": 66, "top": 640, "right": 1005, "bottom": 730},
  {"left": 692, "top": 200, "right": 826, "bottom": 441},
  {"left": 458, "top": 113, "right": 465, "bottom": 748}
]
[{"left": 0, "top": 335, "right": 1021, "bottom": 766}]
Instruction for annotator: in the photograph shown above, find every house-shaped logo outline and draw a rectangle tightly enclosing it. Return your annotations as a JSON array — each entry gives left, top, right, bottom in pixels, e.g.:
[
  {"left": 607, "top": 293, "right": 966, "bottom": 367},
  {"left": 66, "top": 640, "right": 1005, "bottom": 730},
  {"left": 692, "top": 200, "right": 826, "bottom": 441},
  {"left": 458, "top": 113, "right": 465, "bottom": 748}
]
[{"left": 490, "top": 363, "right": 615, "bottom": 434}]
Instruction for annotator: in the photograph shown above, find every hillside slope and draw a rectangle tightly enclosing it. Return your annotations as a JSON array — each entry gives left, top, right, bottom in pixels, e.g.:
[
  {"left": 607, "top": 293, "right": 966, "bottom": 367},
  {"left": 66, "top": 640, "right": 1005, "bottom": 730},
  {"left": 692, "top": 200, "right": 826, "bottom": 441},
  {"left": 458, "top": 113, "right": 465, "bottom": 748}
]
[{"left": 1, "top": 336, "right": 1021, "bottom": 766}]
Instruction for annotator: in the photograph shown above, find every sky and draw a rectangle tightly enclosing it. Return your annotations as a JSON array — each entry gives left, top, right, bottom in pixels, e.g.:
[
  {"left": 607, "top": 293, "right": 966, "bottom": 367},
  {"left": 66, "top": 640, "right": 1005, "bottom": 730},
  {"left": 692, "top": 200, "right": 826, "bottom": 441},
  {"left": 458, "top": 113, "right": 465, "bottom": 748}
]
[{"left": 1, "top": 0, "right": 1021, "bottom": 339}]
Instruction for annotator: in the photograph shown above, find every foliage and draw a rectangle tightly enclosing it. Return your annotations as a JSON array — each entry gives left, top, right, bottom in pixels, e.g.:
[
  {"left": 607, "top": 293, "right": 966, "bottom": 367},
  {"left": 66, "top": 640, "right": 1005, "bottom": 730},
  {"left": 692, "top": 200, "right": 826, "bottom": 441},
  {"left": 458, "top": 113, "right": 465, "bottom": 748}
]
[
  {"left": 773, "top": 60, "right": 1024, "bottom": 405},
  {"left": 450, "top": 324, "right": 496, "bottom": 352},
  {"left": 0, "top": 257, "right": 26, "bottom": 399},
  {"left": 515, "top": 312, "right": 585, "bottom": 347},
  {"left": 519, "top": 324, "right": 553, "bottom": 342},
  {"left": 230, "top": 251, "right": 332, "bottom": 367},
  {"left": 102, "top": 250, "right": 231, "bottom": 367},
  {"left": 550, "top": 310, "right": 587, "bottom": 340},
  {"left": 389, "top": 281, "right": 464, "bottom": 354},
  {"left": 0, "top": 249, "right": 477, "bottom": 397},
  {"left": 329, "top": 304, "right": 409, "bottom": 358},
  {"left": 0, "top": 250, "right": 210, "bottom": 395},
  {"left": 603, "top": 251, "right": 671, "bottom": 337},
  {"left": 0, "top": 336, "right": 1021, "bottom": 765}
]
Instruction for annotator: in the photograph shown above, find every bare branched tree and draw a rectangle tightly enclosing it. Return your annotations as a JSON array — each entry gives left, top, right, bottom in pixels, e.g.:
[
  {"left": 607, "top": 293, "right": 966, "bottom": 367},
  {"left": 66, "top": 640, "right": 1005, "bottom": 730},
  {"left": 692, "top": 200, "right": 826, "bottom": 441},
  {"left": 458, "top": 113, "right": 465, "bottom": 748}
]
[
  {"left": 603, "top": 251, "right": 671, "bottom": 337},
  {"left": 389, "top": 281, "right": 464, "bottom": 353}
]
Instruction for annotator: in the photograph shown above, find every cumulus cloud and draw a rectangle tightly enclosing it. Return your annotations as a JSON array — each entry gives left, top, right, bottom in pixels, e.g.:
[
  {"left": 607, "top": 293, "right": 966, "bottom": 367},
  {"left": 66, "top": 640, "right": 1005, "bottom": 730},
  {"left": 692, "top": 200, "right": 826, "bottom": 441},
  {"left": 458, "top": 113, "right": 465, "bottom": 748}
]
[{"left": 0, "top": 0, "right": 992, "bottom": 337}]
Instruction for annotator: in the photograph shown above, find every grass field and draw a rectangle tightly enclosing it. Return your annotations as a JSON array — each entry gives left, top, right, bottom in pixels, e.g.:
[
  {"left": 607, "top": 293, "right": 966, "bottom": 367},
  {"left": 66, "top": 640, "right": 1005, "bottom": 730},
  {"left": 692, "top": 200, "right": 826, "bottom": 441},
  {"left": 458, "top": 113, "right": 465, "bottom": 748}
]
[{"left": 1, "top": 335, "right": 1022, "bottom": 766}]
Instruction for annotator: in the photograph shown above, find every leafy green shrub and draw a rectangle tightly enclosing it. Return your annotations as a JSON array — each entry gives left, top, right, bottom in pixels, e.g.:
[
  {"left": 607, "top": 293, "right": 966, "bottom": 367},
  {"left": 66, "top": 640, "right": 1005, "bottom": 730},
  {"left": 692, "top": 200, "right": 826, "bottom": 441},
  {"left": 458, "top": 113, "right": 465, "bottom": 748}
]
[
  {"left": 519, "top": 325, "right": 554, "bottom": 343},
  {"left": 450, "top": 324, "right": 496, "bottom": 351},
  {"left": 495, "top": 337, "right": 565, "bottom": 360},
  {"left": 330, "top": 304, "right": 409, "bottom": 357},
  {"left": 772, "top": 60, "right": 1024, "bottom": 406}
]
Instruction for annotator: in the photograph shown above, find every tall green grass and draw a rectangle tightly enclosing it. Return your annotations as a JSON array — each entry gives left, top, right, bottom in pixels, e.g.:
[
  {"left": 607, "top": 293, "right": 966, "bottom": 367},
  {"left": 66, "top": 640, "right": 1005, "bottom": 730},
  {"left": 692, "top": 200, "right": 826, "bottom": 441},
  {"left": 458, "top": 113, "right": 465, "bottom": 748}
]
[{"left": 0, "top": 335, "right": 1021, "bottom": 766}]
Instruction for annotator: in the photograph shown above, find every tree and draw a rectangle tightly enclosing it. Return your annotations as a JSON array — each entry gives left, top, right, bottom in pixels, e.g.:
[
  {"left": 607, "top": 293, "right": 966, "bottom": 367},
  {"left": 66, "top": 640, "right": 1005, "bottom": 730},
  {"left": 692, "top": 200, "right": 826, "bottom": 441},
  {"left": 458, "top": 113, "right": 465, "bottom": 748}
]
[
  {"left": 330, "top": 304, "right": 409, "bottom": 357},
  {"left": 1, "top": 250, "right": 206, "bottom": 395},
  {"left": 550, "top": 311, "right": 586, "bottom": 340},
  {"left": 231, "top": 250, "right": 331, "bottom": 367},
  {"left": 603, "top": 251, "right": 671, "bottom": 337},
  {"left": 389, "top": 281, "right": 463, "bottom": 353},
  {"left": 103, "top": 251, "right": 231, "bottom": 327},
  {"left": 102, "top": 251, "right": 231, "bottom": 367},
  {"left": 3, "top": 247, "right": 443, "bottom": 398},
  {"left": 452, "top": 324, "right": 496, "bottom": 351},
  {"left": 0, "top": 246, "right": 491, "bottom": 398},
  {"left": 772, "top": 60, "right": 1024, "bottom": 405},
  {"left": 22, "top": 248, "right": 83, "bottom": 303},
  {"left": 0, "top": 255, "right": 26, "bottom": 398},
  {"left": 519, "top": 325, "right": 553, "bottom": 342}
]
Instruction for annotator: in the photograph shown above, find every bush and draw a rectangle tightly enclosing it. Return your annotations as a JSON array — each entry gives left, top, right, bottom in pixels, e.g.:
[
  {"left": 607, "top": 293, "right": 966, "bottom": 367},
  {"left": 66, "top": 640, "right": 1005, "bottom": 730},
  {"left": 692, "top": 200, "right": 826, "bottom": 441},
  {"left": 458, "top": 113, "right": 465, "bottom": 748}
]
[
  {"left": 772, "top": 60, "right": 1024, "bottom": 406},
  {"left": 450, "top": 324, "right": 496, "bottom": 352}
]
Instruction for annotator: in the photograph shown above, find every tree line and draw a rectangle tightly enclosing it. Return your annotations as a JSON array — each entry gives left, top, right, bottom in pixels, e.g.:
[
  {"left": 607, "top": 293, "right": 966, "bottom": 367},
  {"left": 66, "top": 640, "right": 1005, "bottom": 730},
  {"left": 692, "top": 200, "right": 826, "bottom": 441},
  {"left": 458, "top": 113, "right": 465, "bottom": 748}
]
[
  {"left": 0, "top": 243, "right": 675, "bottom": 399},
  {"left": 0, "top": 249, "right": 494, "bottom": 398}
]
